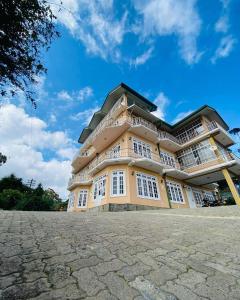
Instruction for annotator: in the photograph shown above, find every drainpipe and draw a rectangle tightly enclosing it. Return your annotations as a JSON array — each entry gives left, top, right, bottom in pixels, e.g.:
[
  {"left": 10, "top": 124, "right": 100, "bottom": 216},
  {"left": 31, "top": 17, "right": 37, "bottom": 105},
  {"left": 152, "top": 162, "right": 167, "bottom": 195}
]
[
  {"left": 163, "top": 172, "right": 172, "bottom": 208},
  {"left": 157, "top": 143, "right": 171, "bottom": 208}
]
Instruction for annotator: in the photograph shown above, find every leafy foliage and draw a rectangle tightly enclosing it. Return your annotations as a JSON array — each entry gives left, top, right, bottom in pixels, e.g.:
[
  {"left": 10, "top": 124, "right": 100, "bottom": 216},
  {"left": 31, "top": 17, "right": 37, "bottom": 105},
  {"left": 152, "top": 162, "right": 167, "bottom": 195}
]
[
  {"left": 0, "top": 152, "right": 7, "bottom": 166},
  {"left": 0, "top": 174, "right": 67, "bottom": 211},
  {"left": 0, "top": 0, "right": 59, "bottom": 106}
]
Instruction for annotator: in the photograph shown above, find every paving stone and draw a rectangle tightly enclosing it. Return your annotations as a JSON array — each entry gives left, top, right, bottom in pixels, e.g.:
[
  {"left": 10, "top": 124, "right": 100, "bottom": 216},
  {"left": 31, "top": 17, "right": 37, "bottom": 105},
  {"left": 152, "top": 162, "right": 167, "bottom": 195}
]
[
  {"left": 73, "top": 268, "right": 105, "bottom": 296},
  {"left": 66, "top": 256, "right": 102, "bottom": 272},
  {"left": 28, "top": 283, "right": 86, "bottom": 300},
  {"left": 1, "top": 208, "right": 240, "bottom": 300},
  {"left": 100, "top": 272, "right": 140, "bottom": 300},
  {"left": 118, "top": 262, "right": 152, "bottom": 281},
  {"left": 92, "top": 258, "right": 126, "bottom": 276},
  {"left": 129, "top": 276, "right": 177, "bottom": 300},
  {"left": 1, "top": 278, "right": 50, "bottom": 300}
]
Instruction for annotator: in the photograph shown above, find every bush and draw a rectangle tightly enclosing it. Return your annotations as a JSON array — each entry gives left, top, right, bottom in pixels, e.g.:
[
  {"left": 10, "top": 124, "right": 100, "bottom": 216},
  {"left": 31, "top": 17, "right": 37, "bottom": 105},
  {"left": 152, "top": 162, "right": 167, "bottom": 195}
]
[{"left": 0, "top": 189, "right": 23, "bottom": 210}]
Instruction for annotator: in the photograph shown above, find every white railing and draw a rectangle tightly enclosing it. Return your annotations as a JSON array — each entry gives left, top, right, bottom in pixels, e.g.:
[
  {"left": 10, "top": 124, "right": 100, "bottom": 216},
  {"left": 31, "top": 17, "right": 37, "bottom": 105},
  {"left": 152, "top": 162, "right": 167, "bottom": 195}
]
[
  {"left": 158, "top": 130, "right": 180, "bottom": 144},
  {"left": 82, "top": 97, "right": 126, "bottom": 148},
  {"left": 131, "top": 116, "right": 158, "bottom": 132},
  {"left": 88, "top": 148, "right": 180, "bottom": 173},
  {"left": 178, "top": 152, "right": 234, "bottom": 171},
  {"left": 68, "top": 174, "right": 92, "bottom": 188}
]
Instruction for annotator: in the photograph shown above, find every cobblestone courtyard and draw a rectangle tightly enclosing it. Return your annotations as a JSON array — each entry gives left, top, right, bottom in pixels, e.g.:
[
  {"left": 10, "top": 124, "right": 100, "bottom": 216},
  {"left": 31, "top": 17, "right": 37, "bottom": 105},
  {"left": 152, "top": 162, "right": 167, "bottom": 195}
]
[{"left": 1, "top": 207, "right": 240, "bottom": 300}]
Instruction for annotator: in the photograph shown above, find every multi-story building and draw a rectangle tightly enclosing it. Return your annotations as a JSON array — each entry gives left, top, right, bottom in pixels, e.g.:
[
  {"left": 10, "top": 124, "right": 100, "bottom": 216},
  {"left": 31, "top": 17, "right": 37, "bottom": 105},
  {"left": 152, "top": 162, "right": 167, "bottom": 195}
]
[{"left": 67, "top": 83, "right": 240, "bottom": 212}]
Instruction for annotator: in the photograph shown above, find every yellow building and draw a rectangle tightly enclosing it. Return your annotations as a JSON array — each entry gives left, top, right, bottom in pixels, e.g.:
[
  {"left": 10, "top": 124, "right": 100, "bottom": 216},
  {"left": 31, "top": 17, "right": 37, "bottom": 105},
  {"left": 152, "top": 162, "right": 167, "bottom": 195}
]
[{"left": 67, "top": 83, "right": 240, "bottom": 212}]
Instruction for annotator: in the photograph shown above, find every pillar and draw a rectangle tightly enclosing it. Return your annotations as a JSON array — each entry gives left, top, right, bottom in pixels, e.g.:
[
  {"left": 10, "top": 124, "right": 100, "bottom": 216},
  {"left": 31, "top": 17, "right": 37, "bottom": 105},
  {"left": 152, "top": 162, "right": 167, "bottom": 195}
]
[{"left": 222, "top": 168, "right": 240, "bottom": 206}]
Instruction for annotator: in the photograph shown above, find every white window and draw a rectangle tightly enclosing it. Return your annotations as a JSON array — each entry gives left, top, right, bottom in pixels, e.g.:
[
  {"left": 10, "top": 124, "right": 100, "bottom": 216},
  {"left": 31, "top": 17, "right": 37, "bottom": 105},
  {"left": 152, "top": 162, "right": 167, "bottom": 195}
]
[
  {"left": 111, "top": 170, "right": 125, "bottom": 196},
  {"left": 136, "top": 173, "right": 160, "bottom": 200},
  {"left": 133, "top": 138, "right": 151, "bottom": 159},
  {"left": 177, "top": 140, "right": 216, "bottom": 169},
  {"left": 175, "top": 118, "right": 205, "bottom": 144},
  {"left": 166, "top": 181, "right": 184, "bottom": 203},
  {"left": 160, "top": 151, "right": 176, "bottom": 168},
  {"left": 68, "top": 192, "right": 74, "bottom": 208},
  {"left": 111, "top": 144, "right": 120, "bottom": 158},
  {"left": 78, "top": 190, "right": 88, "bottom": 208},
  {"left": 93, "top": 175, "right": 106, "bottom": 200},
  {"left": 204, "top": 191, "right": 215, "bottom": 203},
  {"left": 192, "top": 189, "right": 203, "bottom": 206}
]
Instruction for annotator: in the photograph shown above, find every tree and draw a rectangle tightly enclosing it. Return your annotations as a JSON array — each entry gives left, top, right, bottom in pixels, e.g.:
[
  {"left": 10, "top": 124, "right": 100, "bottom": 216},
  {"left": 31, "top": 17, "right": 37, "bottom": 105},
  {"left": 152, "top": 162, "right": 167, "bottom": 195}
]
[
  {"left": 0, "top": 152, "right": 7, "bottom": 166},
  {"left": 0, "top": 189, "right": 23, "bottom": 210},
  {"left": 0, "top": 174, "right": 30, "bottom": 193},
  {"left": 229, "top": 128, "right": 240, "bottom": 138},
  {"left": 0, "top": 0, "right": 59, "bottom": 106}
]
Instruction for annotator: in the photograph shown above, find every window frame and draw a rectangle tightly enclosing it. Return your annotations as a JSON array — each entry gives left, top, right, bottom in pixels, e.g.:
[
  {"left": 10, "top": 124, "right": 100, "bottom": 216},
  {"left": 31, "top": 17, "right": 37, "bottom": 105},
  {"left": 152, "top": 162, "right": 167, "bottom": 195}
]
[
  {"left": 136, "top": 172, "right": 160, "bottom": 200},
  {"left": 132, "top": 138, "right": 152, "bottom": 159},
  {"left": 68, "top": 192, "right": 75, "bottom": 208},
  {"left": 111, "top": 170, "right": 126, "bottom": 197},
  {"left": 166, "top": 180, "right": 185, "bottom": 204},
  {"left": 93, "top": 175, "right": 106, "bottom": 201},
  {"left": 77, "top": 190, "right": 88, "bottom": 208}
]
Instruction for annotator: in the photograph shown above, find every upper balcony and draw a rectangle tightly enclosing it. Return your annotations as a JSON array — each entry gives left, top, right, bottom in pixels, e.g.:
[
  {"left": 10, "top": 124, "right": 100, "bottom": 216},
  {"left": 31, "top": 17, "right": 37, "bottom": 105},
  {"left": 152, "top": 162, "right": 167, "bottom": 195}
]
[
  {"left": 81, "top": 97, "right": 128, "bottom": 151},
  {"left": 71, "top": 147, "right": 95, "bottom": 171},
  {"left": 87, "top": 147, "right": 184, "bottom": 177},
  {"left": 68, "top": 174, "right": 92, "bottom": 190}
]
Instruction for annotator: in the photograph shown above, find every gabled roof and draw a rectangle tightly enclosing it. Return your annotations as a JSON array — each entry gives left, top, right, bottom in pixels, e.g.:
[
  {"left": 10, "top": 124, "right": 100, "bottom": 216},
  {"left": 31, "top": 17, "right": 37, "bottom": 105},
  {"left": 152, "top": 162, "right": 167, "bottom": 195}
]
[{"left": 78, "top": 83, "right": 229, "bottom": 144}]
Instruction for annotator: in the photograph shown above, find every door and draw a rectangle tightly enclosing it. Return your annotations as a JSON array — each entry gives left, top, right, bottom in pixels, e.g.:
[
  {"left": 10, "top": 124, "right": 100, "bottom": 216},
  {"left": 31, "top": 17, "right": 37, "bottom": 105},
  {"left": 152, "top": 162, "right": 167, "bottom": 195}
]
[{"left": 186, "top": 186, "right": 196, "bottom": 208}]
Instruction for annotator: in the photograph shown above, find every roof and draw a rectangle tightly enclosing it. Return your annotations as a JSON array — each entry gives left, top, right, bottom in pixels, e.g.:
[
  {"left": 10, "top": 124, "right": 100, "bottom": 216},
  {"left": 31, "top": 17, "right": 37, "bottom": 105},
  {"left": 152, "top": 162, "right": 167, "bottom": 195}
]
[
  {"left": 78, "top": 83, "right": 229, "bottom": 143},
  {"left": 78, "top": 83, "right": 157, "bottom": 143}
]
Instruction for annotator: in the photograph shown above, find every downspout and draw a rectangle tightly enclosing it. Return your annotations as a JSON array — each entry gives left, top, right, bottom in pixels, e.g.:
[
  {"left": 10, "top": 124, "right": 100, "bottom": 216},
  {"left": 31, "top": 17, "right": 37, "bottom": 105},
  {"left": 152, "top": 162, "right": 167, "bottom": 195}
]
[{"left": 157, "top": 142, "right": 171, "bottom": 208}]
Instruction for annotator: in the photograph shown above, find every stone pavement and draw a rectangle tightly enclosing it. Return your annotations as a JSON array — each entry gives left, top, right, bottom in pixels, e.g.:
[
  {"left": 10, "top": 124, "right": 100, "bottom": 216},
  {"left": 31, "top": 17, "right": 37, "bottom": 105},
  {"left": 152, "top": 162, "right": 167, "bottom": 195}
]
[{"left": 1, "top": 206, "right": 240, "bottom": 300}]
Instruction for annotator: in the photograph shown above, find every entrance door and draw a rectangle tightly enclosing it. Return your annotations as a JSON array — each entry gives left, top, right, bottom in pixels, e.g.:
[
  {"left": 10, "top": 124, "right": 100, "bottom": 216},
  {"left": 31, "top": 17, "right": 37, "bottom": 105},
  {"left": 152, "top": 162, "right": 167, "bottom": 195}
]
[{"left": 186, "top": 186, "right": 196, "bottom": 208}]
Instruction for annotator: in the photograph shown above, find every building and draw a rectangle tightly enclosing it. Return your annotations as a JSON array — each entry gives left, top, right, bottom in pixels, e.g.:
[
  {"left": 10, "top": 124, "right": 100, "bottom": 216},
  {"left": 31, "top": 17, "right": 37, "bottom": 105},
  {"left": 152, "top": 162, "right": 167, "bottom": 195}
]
[{"left": 67, "top": 83, "right": 240, "bottom": 212}]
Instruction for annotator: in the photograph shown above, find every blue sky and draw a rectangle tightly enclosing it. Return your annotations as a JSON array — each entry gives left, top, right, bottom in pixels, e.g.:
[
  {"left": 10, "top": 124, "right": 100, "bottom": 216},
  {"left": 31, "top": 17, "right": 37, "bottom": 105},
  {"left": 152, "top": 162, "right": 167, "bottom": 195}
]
[{"left": 1, "top": 0, "right": 240, "bottom": 198}]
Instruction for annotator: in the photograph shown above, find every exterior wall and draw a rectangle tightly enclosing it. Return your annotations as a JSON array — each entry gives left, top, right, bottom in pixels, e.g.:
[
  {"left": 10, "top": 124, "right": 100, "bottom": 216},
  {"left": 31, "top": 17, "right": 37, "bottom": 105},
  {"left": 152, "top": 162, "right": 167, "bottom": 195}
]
[
  {"left": 128, "top": 165, "right": 170, "bottom": 208},
  {"left": 68, "top": 100, "right": 228, "bottom": 212}
]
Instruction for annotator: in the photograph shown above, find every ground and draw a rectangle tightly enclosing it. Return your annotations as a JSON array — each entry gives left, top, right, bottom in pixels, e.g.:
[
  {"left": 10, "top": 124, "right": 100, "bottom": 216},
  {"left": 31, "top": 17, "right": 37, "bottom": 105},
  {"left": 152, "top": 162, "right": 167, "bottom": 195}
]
[{"left": 1, "top": 207, "right": 240, "bottom": 300}]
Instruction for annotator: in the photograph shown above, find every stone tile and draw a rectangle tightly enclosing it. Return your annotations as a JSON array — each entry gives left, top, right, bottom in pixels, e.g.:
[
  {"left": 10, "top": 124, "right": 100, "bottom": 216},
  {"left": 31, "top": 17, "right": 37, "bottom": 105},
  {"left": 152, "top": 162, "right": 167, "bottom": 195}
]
[
  {"left": 100, "top": 272, "right": 140, "bottom": 300},
  {"left": 73, "top": 268, "right": 105, "bottom": 296}
]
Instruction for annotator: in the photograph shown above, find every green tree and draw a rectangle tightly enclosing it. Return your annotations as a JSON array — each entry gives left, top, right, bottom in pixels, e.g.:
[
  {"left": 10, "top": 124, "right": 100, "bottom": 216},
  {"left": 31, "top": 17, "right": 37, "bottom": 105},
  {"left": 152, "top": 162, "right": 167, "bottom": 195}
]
[
  {"left": 0, "top": 0, "right": 59, "bottom": 106},
  {"left": 0, "top": 152, "right": 7, "bottom": 166},
  {"left": 0, "top": 189, "right": 23, "bottom": 209},
  {"left": 0, "top": 174, "right": 29, "bottom": 193}
]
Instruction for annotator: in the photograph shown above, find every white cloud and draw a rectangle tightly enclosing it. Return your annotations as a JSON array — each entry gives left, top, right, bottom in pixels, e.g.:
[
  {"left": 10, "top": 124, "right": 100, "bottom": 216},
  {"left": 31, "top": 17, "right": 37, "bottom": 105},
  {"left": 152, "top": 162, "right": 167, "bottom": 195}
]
[
  {"left": 152, "top": 92, "right": 170, "bottom": 120},
  {"left": 57, "top": 90, "right": 72, "bottom": 101},
  {"left": 57, "top": 86, "right": 93, "bottom": 102},
  {"left": 0, "top": 104, "right": 77, "bottom": 198},
  {"left": 130, "top": 47, "right": 154, "bottom": 67},
  {"left": 71, "top": 106, "right": 100, "bottom": 125},
  {"left": 133, "top": 0, "right": 202, "bottom": 64},
  {"left": 51, "top": 0, "right": 127, "bottom": 61},
  {"left": 211, "top": 35, "right": 237, "bottom": 63},
  {"left": 215, "top": 15, "right": 229, "bottom": 33},
  {"left": 172, "top": 110, "right": 194, "bottom": 124}
]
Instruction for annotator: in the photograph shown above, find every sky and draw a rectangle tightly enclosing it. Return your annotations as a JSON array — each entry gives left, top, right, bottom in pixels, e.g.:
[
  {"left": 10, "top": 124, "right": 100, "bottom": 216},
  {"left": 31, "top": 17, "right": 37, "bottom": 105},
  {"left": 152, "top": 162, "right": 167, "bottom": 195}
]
[{"left": 1, "top": 0, "right": 240, "bottom": 198}]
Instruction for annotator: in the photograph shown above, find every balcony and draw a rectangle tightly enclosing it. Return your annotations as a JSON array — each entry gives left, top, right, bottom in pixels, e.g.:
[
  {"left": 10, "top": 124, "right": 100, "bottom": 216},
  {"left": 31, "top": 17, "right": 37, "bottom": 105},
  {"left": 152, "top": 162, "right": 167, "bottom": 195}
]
[
  {"left": 81, "top": 97, "right": 128, "bottom": 151},
  {"left": 88, "top": 148, "right": 181, "bottom": 176},
  {"left": 207, "top": 121, "right": 234, "bottom": 147},
  {"left": 158, "top": 131, "right": 182, "bottom": 152},
  {"left": 68, "top": 174, "right": 92, "bottom": 190},
  {"left": 71, "top": 149, "right": 95, "bottom": 171},
  {"left": 128, "top": 116, "right": 159, "bottom": 143},
  {"left": 175, "top": 120, "right": 234, "bottom": 147}
]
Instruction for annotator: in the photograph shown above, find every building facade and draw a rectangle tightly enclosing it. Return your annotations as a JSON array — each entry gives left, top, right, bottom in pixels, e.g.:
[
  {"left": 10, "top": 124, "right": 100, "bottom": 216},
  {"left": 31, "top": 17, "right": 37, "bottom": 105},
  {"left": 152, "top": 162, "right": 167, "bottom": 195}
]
[{"left": 67, "top": 83, "right": 240, "bottom": 212}]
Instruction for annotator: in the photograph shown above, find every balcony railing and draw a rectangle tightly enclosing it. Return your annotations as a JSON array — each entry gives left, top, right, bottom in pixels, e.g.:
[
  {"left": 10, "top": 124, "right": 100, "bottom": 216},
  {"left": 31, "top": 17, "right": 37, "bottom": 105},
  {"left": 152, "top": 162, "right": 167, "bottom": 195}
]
[
  {"left": 131, "top": 116, "right": 158, "bottom": 132},
  {"left": 88, "top": 148, "right": 180, "bottom": 173},
  {"left": 82, "top": 97, "right": 126, "bottom": 148},
  {"left": 178, "top": 151, "right": 234, "bottom": 171},
  {"left": 158, "top": 130, "right": 180, "bottom": 144},
  {"left": 68, "top": 174, "right": 92, "bottom": 188}
]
